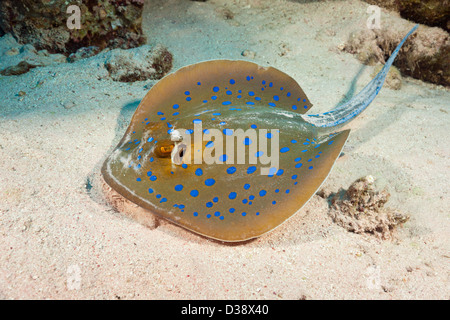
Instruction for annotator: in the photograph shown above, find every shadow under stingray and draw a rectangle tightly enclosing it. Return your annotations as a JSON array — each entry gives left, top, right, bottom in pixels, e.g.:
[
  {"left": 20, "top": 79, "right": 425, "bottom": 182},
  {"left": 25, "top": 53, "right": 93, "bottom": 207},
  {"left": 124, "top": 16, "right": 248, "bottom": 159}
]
[
  {"left": 330, "top": 62, "right": 407, "bottom": 155},
  {"left": 85, "top": 99, "right": 141, "bottom": 212},
  {"left": 333, "top": 64, "right": 367, "bottom": 109},
  {"left": 112, "top": 99, "right": 141, "bottom": 144}
]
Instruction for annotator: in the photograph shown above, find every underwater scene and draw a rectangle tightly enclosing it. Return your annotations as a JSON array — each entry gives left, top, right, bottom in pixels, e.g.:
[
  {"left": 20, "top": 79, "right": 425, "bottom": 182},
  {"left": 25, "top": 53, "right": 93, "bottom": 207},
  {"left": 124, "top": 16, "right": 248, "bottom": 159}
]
[{"left": 0, "top": 0, "right": 448, "bottom": 300}]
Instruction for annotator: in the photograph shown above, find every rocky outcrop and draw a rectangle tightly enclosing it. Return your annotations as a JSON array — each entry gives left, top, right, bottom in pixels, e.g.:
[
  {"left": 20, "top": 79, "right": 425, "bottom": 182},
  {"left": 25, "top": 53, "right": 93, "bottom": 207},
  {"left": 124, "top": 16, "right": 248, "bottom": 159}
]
[
  {"left": 327, "top": 176, "right": 409, "bottom": 240},
  {"left": 0, "top": 0, "right": 146, "bottom": 55},
  {"left": 364, "top": 0, "right": 450, "bottom": 32},
  {"left": 344, "top": 23, "right": 450, "bottom": 87},
  {"left": 104, "top": 44, "right": 173, "bottom": 82},
  {"left": 0, "top": 33, "right": 67, "bottom": 75}
]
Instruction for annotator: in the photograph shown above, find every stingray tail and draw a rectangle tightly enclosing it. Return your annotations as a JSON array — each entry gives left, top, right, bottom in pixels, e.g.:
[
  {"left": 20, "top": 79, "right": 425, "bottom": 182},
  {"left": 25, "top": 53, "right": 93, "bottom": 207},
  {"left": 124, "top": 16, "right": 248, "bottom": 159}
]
[{"left": 304, "top": 24, "right": 418, "bottom": 130}]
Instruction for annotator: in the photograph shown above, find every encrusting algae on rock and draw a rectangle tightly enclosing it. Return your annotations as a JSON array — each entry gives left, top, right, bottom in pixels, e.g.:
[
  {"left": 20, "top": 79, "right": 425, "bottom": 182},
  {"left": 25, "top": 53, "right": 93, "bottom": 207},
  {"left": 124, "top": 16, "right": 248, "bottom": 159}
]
[{"left": 328, "top": 176, "right": 410, "bottom": 240}]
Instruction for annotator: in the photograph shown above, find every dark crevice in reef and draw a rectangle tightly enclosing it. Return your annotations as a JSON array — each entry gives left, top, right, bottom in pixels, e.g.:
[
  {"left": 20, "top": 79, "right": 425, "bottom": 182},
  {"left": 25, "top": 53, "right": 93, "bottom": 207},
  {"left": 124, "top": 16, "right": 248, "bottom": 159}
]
[{"left": 363, "top": 0, "right": 450, "bottom": 32}]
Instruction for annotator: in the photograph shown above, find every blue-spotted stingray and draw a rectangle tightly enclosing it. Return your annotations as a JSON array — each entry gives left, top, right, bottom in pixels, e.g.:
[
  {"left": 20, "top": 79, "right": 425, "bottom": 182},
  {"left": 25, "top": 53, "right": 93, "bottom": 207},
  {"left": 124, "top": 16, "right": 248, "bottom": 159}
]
[{"left": 101, "top": 25, "right": 418, "bottom": 242}]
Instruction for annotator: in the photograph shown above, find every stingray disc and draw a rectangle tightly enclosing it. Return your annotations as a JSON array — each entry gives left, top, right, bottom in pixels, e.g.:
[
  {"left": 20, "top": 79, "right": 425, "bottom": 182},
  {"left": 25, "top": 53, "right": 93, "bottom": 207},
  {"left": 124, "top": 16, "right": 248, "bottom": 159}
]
[{"left": 102, "top": 60, "right": 349, "bottom": 242}]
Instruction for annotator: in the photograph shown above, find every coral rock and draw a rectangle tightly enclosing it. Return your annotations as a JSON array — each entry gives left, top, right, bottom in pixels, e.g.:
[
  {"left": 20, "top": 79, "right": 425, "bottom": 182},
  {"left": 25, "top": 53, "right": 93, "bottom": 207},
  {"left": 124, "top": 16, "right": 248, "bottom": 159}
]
[
  {"left": 329, "top": 176, "right": 409, "bottom": 240},
  {"left": 0, "top": 61, "right": 38, "bottom": 76},
  {"left": 68, "top": 46, "right": 101, "bottom": 63},
  {"left": 371, "top": 64, "right": 403, "bottom": 90},
  {"left": 0, "top": 34, "right": 67, "bottom": 76},
  {"left": 0, "top": 0, "right": 146, "bottom": 55},
  {"left": 105, "top": 44, "right": 173, "bottom": 82},
  {"left": 344, "top": 23, "right": 450, "bottom": 87},
  {"left": 364, "top": 0, "right": 450, "bottom": 32}
]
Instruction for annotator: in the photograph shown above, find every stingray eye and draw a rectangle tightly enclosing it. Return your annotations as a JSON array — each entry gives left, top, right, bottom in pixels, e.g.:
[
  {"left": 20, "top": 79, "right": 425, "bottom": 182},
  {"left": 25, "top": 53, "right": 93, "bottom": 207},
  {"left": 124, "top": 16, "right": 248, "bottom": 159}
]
[
  {"left": 154, "top": 140, "right": 174, "bottom": 158},
  {"left": 160, "top": 145, "right": 174, "bottom": 154}
]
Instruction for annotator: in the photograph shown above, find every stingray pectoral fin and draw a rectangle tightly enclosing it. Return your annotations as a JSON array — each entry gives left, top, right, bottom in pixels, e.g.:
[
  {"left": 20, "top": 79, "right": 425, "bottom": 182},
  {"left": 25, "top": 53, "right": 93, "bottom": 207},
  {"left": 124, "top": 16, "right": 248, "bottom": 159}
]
[
  {"left": 188, "top": 129, "right": 351, "bottom": 242},
  {"left": 134, "top": 59, "right": 313, "bottom": 122}
]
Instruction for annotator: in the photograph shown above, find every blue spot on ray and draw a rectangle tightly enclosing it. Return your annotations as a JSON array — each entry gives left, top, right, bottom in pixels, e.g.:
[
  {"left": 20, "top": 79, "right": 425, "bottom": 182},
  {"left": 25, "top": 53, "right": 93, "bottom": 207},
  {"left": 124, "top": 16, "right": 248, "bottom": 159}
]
[
  {"left": 190, "top": 190, "right": 199, "bottom": 197},
  {"left": 227, "top": 167, "right": 236, "bottom": 174},
  {"left": 268, "top": 167, "right": 277, "bottom": 176},
  {"left": 247, "top": 166, "right": 257, "bottom": 174}
]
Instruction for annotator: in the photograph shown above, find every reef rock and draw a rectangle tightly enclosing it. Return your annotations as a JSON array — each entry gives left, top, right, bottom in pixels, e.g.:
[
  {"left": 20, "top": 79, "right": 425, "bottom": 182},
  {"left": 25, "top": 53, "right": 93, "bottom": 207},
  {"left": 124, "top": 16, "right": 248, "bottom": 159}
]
[
  {"left": 364, "top": 0, "right": 450, "bottom": 32},
  {"left": 68, "top": 46, "right": 102, "bottom": 63},
  {"left": 0, "top": 33, "right": 67, "bottom": 76},
  {"left": 328, "top": 176, "right": 409, "bottom": 240},
  {"left": 371, "top": 64, "right": 402, "bottom": 90},
  {"left": 0, "top": 0, "right": 146, "bottom": 55},
  {"left": 104, "top": 44, "right": 173, "bottom": 82},
  {"left": 345, "top": 23, "right": 450, "bottom": 87}
]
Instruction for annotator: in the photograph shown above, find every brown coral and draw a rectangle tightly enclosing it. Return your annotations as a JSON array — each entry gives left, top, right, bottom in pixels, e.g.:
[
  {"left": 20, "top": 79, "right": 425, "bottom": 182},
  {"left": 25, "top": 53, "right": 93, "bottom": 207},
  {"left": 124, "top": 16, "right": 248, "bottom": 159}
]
[
  {"left": 0, "top": 0, "right": 146, "bottom": 55},
  {"left": 328, "top": 176, "right": 409, "bottom": 240}
]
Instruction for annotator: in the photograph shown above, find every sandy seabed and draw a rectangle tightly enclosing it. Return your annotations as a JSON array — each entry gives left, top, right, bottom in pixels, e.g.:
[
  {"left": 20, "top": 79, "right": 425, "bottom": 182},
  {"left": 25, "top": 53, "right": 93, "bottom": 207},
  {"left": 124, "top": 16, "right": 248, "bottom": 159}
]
[{"left": 0, "top": 0, "right": 448, "bottom": 299}]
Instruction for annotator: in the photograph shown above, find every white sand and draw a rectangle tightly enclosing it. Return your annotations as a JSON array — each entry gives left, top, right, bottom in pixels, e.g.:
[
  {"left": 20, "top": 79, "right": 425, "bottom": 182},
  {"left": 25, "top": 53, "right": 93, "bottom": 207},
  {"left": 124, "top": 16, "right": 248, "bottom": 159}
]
[{"left": 0, "top": 0, "right": 448, "bottom": 299}]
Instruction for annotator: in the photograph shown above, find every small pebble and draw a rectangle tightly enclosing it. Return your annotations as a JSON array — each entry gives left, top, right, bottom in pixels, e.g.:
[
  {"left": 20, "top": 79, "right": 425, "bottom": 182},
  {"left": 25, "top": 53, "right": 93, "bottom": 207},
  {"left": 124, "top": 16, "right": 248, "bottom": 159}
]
[
  {"left": 63, "top": 101, "right": 76, "bottom": 109},
  {"left": 5, "top": 48, "right": 19, "bottom": 56},
  {"left": 241, "top": 49, "right": 256, "bottom": 59}
]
